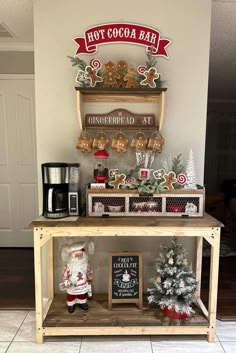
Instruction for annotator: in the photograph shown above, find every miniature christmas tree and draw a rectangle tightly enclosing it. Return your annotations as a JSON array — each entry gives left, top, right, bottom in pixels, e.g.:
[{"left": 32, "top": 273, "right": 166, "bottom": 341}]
[
  {"left": 147, "top": 238, "right": 198, "bottom": 318},
  {"left": 184, "top": 149, "right": 197, "bottom": 189}
]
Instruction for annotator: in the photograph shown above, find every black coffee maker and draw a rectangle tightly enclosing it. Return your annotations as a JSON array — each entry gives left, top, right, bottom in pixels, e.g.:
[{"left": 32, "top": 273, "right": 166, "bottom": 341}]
[{"left": 42, "top": 163, "right": 69, "bottom": 218}]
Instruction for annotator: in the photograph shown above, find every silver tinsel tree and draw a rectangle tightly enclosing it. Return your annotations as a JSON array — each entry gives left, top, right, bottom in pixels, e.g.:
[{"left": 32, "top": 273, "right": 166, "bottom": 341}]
[{"left": 148, "top": 238, "right": 198, "bottom": 315}]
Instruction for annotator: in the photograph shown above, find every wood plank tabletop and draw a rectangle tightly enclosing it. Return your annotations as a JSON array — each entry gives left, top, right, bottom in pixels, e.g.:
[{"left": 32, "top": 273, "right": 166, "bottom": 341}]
[{"left": 29, "top": 213, "right": 222, "bottom": 229}]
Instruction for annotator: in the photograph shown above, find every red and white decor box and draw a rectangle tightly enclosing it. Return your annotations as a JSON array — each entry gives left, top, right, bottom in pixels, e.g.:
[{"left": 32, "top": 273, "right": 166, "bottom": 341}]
[{"left": 86, "top": 187, "right": 205, "bottom": 217}]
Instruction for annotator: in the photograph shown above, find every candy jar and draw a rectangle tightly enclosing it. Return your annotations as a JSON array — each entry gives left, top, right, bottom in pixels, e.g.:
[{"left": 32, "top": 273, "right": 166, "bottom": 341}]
[{"left": 93, "top": 148, "right": 109, "bottom": 182}]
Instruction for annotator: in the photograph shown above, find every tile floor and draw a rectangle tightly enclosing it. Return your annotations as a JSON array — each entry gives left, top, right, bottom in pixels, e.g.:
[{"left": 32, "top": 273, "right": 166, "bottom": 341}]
[{"left": 1, "top": 310, "right": 236, "bottom": 353}]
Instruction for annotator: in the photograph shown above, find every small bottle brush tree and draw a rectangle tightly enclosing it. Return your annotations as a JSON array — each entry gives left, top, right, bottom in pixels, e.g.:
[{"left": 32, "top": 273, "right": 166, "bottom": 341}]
[
  {"left": 184, "top": 149, "right": 197, "bottom": 189},
  {"left": 148, "top": 238, "right": 198, "bottom": 318}
]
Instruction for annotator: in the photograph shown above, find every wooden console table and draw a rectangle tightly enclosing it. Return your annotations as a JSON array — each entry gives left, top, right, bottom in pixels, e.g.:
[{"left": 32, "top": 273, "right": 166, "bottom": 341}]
[{"left": 30, "top": 213, "right": 222, "bottom": 343}]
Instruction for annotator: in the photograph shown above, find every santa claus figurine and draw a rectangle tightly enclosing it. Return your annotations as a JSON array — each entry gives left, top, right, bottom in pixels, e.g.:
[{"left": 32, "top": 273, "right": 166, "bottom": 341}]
[{"left": 59, "top": 241, "right": 92, "bottom": 313}]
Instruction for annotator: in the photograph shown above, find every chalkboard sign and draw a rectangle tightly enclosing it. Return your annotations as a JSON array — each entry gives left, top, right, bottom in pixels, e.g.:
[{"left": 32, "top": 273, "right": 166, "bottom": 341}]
[{"left": 108, "top": 252, "right": 143, "bottom": 309}]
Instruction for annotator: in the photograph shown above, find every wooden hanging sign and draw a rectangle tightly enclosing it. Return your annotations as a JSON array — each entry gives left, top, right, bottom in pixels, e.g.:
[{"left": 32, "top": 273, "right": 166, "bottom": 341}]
[
  {"left": 85, "top": 109, "right": 155, "bottom": 129},
  {"left": 108, "top": 252, "right": 143, "bottom": 309}
]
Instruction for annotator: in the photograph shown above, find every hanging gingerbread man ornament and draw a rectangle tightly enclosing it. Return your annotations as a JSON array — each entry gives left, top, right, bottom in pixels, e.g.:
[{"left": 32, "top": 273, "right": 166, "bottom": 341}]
[
  {"left": 84, "top": 59, "right": 103, "bottom": 87},
  {"left": 138, "top": 66, "right": 160, "bottom": 88},
  {"left": 160, "top": 171, "right": 177, "bottom": 190}
]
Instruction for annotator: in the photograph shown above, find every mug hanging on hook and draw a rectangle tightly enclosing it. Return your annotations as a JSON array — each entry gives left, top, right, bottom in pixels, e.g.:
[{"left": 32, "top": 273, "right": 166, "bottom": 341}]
[
  {"left": 147, "top": 131, "right": 165, "bottom": 153},
  {"left": 111, "top": 131, "right": 129, "bottom": 153},
  {"left": 76, "top": 130, "right": 93, "bottom": 152},
  {"left": 92, "top": 130, "right": 109, "bottom": 150},
  {"left": 130, "top": 131, "right": 148, "bottom": 151}
]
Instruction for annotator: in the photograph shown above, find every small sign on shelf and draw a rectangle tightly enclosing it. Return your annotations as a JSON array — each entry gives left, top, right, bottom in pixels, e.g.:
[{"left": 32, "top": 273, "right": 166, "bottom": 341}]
[
  {"left": 108, "top": 252, "right": 143, "bottom": 310},
  {"left": 85, "top": 109, "right": 155, "bottom": 129}
]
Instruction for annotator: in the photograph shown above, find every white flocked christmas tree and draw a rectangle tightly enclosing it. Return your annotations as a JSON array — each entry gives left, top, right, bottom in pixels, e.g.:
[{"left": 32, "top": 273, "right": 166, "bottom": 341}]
[
  {"left": 184, "top": 149, "right": 197, "bottom": 189},
  {"left": 148, "top": 238, "right": 198, "bottom": 317}
]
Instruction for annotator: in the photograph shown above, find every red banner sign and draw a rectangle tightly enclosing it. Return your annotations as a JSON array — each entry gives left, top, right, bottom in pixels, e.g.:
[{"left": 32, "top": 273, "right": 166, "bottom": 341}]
[{"left": 74, "top": 23, "right": 171, "bottom": 58}]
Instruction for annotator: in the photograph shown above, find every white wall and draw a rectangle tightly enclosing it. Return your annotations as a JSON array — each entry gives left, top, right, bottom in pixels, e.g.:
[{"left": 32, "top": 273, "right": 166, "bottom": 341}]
[{"left": 34, "top": 0, "right": 212, "bottom": 293}]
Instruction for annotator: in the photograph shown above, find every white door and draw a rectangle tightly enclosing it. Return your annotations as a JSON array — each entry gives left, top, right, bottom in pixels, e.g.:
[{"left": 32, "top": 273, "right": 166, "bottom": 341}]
[{"left": 0, "top": 78, "right": 38, "bottom": 247}]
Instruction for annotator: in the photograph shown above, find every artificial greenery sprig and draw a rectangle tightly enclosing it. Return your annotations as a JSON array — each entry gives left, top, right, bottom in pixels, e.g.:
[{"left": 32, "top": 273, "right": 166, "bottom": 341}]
[
  {"left": 145, "top": 50, "right": 158, "bottom": 69},
  {"left": 127, "top": 178, "right": 164, "bottom": 195},
  {"left": 172, "top": 153, "right": 185, "bottom": 175},
  {"left": 67, "top": 56, "right": 87, "bottom": 70}
]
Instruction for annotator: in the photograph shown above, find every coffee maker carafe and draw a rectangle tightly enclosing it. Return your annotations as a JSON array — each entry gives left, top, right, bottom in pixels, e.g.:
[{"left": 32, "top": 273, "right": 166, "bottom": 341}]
[{"left": 42, "top": 163, "right": 69, "bottom": 218}]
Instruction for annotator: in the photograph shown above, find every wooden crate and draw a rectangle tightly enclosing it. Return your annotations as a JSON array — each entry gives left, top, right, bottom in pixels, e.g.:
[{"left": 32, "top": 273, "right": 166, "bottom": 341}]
[{"left": 86, "top": 187, "right": 205, "bottom": 217}]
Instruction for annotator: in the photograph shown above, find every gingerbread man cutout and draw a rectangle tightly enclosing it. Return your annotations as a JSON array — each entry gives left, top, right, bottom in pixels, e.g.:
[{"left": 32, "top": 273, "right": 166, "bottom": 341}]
[
  {"left": 116, "top": 60, "right": 128, "bottom": 88},
  {"left": 102, "top": 61, "right": 120, "bottom": 88},
  {"left": 140, "top": 67, "right": 160, "bottom": 88},
  {"left": 160, "top": 171, "right": 177, "bottom": 190},
  {"left": 124, "top": 67, "right": 139, "bottom": 88},
  {"left": 108, "top": 174, "right": 126, "bottom": 189},
  {"left": 84, "top": 66, "right": 103, "bottom": 87}
]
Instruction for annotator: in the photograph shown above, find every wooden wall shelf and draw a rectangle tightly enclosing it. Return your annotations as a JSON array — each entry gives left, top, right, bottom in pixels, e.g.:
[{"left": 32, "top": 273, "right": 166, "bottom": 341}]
[
  {"left": 75, "top": 87, "right": 167, "bottom": 130},
  {"left": 30, "top": 214, "right": 222, "bottom": 343}
]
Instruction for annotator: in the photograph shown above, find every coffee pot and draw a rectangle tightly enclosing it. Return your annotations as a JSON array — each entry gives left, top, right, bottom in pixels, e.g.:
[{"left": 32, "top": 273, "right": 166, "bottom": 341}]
[{"left": 42, "top": 163, "right": 69, "bottom": 218}]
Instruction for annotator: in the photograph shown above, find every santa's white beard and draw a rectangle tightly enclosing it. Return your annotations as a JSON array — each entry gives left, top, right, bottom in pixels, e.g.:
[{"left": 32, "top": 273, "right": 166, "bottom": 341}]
[{"left": 69, "top": 256, "right": 88, "bottom": 274}]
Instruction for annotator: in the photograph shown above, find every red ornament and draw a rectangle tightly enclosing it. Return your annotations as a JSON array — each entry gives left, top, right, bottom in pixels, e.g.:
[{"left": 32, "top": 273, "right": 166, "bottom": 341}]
[
  {"left": 94, "top": 149, "right": 109, "bottom": 159},
  {"left": 161, "top": 306, "right": 190, "bottom": 319}
]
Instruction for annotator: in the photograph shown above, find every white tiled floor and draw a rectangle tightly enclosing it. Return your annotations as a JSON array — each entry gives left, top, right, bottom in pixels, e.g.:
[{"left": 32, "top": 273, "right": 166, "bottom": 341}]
[{"left": 1, "top": 310, "right": 236, "bottom": 352}]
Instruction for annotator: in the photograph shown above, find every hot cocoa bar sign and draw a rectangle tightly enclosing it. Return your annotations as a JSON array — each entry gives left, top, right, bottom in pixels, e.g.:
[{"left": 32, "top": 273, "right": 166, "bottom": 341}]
[{"left": 74, "top": 23, "right": 171, "bottom": 57}]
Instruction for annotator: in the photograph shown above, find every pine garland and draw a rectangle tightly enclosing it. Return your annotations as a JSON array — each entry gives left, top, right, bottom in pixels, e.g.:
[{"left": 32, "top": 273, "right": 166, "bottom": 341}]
[
  {"left": 148, "top": 238, "right": 198, "bottom": 315},
  {"left": 67, "top": 56, "right": 87, "bottom": 70},
  {"left": 145, "top": 50, "right": 158, "bottom": 69}
]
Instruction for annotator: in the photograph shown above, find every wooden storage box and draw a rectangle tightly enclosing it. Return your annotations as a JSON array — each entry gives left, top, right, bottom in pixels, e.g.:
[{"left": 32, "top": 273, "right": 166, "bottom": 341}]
[{"left": 86, "top": 187, "right": 205, "bottom": 217}]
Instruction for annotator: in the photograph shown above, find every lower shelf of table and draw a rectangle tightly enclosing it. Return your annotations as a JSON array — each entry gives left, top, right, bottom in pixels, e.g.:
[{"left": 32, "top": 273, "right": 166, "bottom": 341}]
[{"left": 43, "top": 294, "right": 209, "bottom": 334}]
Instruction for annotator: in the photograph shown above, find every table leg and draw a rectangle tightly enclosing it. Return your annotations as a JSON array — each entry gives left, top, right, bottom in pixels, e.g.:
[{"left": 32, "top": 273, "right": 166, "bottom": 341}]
[
  {"left": 47, "top": 237, "right": 54, "bottom": 300},
  {"left": 207, "top": 227, "right": 221, "bottom": 343},
  {"left": 34, "top": 228, "right": 44, "bottom": 344},
  {"left": 195, "top": 236, "right": 203, "bottom": 298}
]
